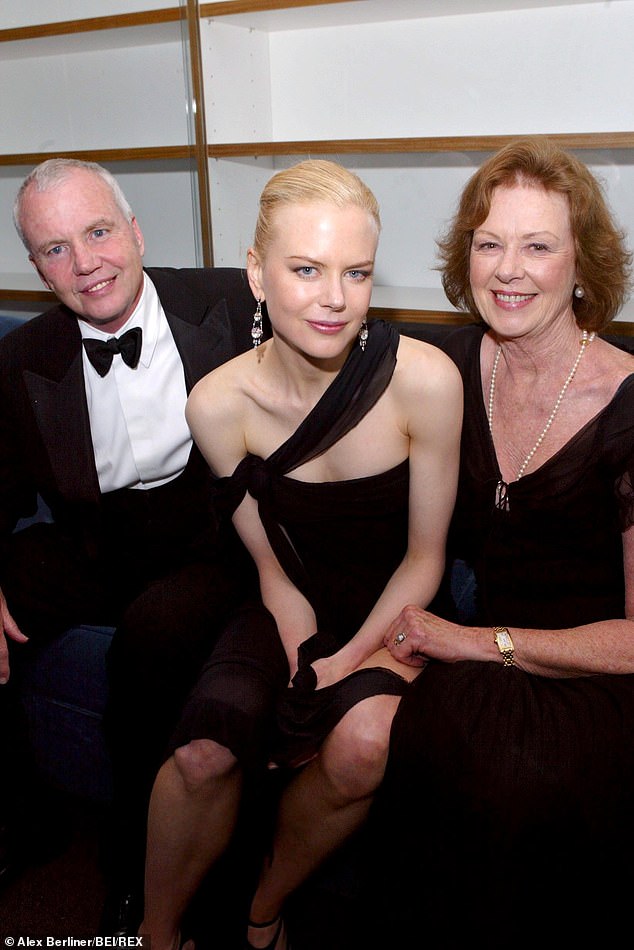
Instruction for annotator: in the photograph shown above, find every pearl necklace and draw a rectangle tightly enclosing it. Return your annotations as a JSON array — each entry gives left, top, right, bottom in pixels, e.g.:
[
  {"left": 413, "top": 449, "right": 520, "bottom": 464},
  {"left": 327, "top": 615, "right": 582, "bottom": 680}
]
[{"left": 488, "top": 329, "right": 595, "bottom": 509}]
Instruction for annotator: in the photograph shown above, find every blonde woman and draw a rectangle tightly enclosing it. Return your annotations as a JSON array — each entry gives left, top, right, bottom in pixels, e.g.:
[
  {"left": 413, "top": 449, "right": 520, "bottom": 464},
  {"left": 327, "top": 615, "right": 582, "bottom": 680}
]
[{"left": 141, "top": 160, "right": 462, "bottom": 950}]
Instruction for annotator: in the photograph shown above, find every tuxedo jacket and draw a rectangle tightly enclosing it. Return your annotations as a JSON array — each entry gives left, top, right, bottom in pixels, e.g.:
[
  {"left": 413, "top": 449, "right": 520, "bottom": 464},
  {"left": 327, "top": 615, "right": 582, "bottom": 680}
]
[{"left": 0, "top": 266, "right": 256, "bottom": 562}]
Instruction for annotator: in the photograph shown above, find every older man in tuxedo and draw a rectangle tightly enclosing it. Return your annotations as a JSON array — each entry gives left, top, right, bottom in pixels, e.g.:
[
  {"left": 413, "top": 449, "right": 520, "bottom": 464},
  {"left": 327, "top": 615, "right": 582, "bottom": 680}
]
[{"left": 1, "top": 158, "right": 258, "bottom": 930}]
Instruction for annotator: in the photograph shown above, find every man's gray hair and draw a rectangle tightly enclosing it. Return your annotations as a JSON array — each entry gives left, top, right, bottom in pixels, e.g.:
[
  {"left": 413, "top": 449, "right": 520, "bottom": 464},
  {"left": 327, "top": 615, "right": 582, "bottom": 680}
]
[{"left": 13, "top": 157, "right": 134, "bottom": 251}]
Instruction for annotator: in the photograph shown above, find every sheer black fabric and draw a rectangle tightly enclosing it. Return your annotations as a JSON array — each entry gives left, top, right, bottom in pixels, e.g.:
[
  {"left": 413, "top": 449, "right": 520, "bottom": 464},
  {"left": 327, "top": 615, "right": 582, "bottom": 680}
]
[
  {"left": 446, "top": 323, "right": 634, "bottom": 628},
  {"left": 377, "top": 325, "right": 634, "bottom": 947}
]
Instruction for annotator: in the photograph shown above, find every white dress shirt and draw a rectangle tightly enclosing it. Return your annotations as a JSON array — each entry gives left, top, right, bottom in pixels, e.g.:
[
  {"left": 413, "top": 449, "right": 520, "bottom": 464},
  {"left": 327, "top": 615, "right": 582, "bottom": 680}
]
[{"left": 79, "top": 273, "right": 191, "bottom": 492}]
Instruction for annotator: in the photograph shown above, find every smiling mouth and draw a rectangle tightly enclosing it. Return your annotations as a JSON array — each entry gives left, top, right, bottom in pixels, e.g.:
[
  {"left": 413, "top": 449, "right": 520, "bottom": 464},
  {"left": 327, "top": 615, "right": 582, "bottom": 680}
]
[
  {"left": 83, "top": 278, "right": 114, "bottom": 294},
  {"left": 493, "top": 292, "right": 535, "bottom": 303}
]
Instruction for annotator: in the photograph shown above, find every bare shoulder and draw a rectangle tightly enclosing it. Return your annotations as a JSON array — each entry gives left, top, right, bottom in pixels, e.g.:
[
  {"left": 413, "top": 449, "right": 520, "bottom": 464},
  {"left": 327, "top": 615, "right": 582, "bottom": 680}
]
[
  {"left": 188, "top": 349, "right": 252, "bottom": 414},
  {"left": 594, "top": 336, "right": 634, "bottom": 397},
  {"left": 185, "top": 348, "right": 255, "bottom": 455},
  {"left": 602, "top": 336, "right": 634, "bottom": 370},
  {"left": 394, "top": 334, "right": 462, "bottom": 397},
  {"left": 389, "top": 336, "right": 463, "bottom": 444}
]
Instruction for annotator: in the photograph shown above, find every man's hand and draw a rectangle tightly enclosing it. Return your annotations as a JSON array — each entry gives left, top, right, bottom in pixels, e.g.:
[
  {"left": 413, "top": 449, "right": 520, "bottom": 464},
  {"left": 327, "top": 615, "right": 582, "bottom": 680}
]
[{"left": 0, "top": 589, "right": 28, "bottom": 684}]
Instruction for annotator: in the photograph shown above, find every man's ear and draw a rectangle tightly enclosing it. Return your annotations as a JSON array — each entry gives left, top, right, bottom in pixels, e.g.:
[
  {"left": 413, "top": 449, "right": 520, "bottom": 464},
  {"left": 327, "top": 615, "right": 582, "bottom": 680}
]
[
  {"left": 246, "top": 248, "right": 264, "bottom": 302},
  {"left": 131, "top": 216, "right": 145, "bottom": 256}
]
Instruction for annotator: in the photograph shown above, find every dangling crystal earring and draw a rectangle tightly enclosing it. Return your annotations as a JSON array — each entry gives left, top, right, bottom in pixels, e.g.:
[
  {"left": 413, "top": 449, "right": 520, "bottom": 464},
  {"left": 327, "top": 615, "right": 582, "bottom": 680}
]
[
  {"left": 359, "top": 320, "right": 369, "bottom": 352},
  {"left": 574, "top": 285, "right": 585, "bottom": 299},
  {"left": 251, "top": 298, "right": 263, "bottom": 348}
]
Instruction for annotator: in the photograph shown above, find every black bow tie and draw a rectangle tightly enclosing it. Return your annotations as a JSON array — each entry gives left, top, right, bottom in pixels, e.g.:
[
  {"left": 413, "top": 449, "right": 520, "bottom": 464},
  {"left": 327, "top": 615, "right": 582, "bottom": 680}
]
[{"left": 83, "top": 327, "right": 142, "bottom": 377}]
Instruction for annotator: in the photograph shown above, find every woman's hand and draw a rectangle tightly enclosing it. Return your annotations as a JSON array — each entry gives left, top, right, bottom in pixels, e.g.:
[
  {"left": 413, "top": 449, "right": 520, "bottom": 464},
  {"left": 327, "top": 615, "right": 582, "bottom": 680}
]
[
  {"left": 384, "top": 604, "right": 471, "bottom": 666},
  {"left": 309, "top": 652, "right": 357, "bottom": 690},
  {"left": 305, "top": 637, "right": 427, "bottom": 689}
]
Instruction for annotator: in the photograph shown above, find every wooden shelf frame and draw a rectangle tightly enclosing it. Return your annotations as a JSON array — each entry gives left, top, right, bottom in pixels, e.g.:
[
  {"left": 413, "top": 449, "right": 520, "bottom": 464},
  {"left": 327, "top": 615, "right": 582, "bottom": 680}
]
[
  {"left": 200, "top": 0, "right": 351, "bottom": 16},
  {"left": 0, "top": 146, "right": 194, "bottom": 167},
  {"left": 0, "top": 0, "right": 353, "bottom": 44},
  {"left": 207, "top": 132, "right": 634, "bottom": 158},
  {"left": 3, "top": 131, "right": 630, "bottom": 172},
  {"left": 2, "top": 0, "right": 634, "bottom": 331},
  {"left": 0, "top": 8, "right": 183, "bottom": 43},
  {"left": 0, "top": 3, "right": 211, "bottom": 273}
]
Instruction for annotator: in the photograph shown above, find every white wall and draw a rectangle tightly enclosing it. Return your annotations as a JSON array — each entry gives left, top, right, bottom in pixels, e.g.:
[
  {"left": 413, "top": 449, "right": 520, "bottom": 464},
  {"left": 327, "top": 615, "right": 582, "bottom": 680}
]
[
  {"left": 0, "top": 0, "right": 176, "bottom": 29},
  {"left": 267, "top": 6, "right": 634, "bottom": 139},
  {"left": 202, "top": 2, "right": 634, "bottom": 318},
  {"left": 3, "top": 1, "right": 634, "bottom": 318}
]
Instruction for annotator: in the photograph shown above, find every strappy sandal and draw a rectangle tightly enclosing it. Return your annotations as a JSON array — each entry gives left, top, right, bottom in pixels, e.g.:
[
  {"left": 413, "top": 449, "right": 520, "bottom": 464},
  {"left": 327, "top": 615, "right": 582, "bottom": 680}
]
[{"left": 246, "top": 916, "right": 287, "bottom": 950}]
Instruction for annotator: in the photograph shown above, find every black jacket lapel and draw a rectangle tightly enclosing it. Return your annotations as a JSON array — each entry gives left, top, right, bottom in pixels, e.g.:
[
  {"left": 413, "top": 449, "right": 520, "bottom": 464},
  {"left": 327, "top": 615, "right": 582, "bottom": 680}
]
[
  {"left": 23, "top": 352, "right": 100, "bottom": 504},
  {"left": 166, "top": 295, "right": 237, "bottom": 391}
]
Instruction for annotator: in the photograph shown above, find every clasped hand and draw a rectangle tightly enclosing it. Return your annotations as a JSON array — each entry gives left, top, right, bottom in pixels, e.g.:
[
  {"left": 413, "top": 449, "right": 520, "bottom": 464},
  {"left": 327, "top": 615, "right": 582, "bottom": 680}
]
[
  {"left": 297, "top": 652, "right": 353, "bottom": 691},
  {"left": 384, "top": 605, "right": 465, "bottom": 666}
]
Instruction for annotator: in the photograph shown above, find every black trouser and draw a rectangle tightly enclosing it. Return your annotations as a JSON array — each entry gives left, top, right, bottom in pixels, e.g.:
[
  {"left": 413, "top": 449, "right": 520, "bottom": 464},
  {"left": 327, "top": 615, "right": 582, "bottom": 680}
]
[{"left": 2, "top": 473, "right": 256, "bottom": 890}]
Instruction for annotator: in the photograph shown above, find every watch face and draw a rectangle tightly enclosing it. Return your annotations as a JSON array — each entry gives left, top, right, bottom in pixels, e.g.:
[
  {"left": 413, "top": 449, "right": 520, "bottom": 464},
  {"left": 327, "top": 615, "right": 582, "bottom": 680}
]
[{"left": 496, "top": 630, "right": 513, "bottom": 651}]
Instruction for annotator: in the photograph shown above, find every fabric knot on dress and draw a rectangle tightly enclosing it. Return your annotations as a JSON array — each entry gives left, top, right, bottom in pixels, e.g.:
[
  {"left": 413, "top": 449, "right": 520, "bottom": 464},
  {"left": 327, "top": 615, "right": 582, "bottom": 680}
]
[
  {"left": 212, "top": 454, "right": 270, "bottom": 519},
  {"left": 244, "top": 455, "right": 271, "bottom": 502}
]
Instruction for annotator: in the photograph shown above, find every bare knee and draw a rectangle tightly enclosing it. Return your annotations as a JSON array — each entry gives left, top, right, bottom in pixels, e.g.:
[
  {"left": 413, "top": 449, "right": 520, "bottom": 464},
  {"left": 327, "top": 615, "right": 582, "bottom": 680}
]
[
  {"left": 320, "top": 696, "right": 400, "bottom": 802},
  {"left": 172, "top": 738, "right": 238, "bottom": 793}
]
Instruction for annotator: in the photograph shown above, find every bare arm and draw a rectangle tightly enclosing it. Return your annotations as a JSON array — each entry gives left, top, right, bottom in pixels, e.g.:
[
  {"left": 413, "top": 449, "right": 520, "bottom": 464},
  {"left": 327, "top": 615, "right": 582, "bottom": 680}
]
[
  {"left": 231, "top": 492, "right": 317, "bottom": 675},
  {"left": 187, "top": 365, "right": 316, "bottom": 674},
  {"left": 385, "top": 523, "right": 634, "bottom": 678},
  {"left": 314, "top": 342, "right": 463, "bottom": 686},
  {"left": 187, "top": 343, "right": 463, "bottom": 683}
]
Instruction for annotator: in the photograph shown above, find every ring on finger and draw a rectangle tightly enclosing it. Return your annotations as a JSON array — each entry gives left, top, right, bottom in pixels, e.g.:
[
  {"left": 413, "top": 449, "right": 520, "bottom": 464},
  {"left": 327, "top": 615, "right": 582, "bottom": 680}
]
[{"left": 394, "top": 631, "right": 407, "bottom": 646}]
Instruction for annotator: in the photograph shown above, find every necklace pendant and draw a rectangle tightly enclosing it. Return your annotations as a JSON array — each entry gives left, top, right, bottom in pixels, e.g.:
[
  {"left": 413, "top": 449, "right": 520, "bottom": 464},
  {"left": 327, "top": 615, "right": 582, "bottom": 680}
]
[
  {"left": 487, "top": 330, "right": 596, "bottom": 492},
  {"left": 494, "top": 479, "right": 510, "bottom": 512}
]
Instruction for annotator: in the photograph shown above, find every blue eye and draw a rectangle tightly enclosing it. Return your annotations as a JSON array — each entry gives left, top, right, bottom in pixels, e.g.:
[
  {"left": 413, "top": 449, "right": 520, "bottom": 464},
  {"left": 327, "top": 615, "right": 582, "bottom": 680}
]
[
  {"left": 296, "top": 266, "right": 317, "bottom": 277},
  {"left": 47, "top": 245, "right": 64, "bottom": 256}
]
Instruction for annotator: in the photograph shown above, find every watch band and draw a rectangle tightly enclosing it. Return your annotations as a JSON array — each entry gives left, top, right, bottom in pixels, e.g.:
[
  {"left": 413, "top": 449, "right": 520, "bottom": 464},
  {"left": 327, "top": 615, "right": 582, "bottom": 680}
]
[{"left": 493, "top": 626, "right": 515, "bottom": 667}]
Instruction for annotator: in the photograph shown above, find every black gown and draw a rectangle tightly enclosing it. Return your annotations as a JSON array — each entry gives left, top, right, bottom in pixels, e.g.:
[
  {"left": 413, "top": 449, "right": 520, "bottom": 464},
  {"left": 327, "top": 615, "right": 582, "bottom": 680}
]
[
  {"left": 169, "top": 320, "right": 410, "bottom": 770},
  {"left": 377, "top": 325, "right": 634, "bottom": 948}
]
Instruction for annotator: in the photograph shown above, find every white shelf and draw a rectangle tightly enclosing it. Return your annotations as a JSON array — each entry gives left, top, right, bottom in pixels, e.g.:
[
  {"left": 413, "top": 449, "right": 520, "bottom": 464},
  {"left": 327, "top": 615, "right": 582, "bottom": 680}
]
[
  {"left": 2, "top": 0, "right": 634, "bottom": 328},
  {"left": 3, "top": 164, "right": 200, "bottom": 275},
  {"left": 0, "top": 21, "right": 181, "bottom": 57},
  {"left": 0, "top": 7, "right": 202, "bottom": 279},
  {"left": 200, "top": 0, "right": 634, "bottom": 325},
  {"left": 0, "top": 1, "right": 177, "bottom": 30},
  {"left": 370, "top": 286, "right": 457, "bottom": 315},
  {"left": 207, "top": 147, "right": 634, "bottom": 324},
  {"left": 202, "top": 4, "right": 634, "bottom": 144},
  {"left": 207, "top": 0, "right": 612, "bottom": 31},
  {"left": 0, "top": 26, "right": 189, "bottom": 153}
]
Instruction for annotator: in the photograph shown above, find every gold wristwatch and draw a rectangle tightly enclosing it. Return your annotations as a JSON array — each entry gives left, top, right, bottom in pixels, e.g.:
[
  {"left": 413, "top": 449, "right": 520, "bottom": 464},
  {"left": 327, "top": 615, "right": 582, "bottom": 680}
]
[{"left": 493, "top": 627, "right": 515, "bottom": 667}]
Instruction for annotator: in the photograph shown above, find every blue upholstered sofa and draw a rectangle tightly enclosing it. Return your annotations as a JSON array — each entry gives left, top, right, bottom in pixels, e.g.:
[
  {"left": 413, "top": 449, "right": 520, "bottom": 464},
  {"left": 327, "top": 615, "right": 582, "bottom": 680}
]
[
  {"left": 0, "top": 314, "right": 114, "bottom": 803},
  {"left": 18, "top": 623, "right": 115, "bottom": 803}
]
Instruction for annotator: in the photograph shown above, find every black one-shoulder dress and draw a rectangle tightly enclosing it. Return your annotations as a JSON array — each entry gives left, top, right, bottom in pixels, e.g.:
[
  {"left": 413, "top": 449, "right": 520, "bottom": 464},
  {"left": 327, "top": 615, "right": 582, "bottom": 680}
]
[{"left": 169, "top": 320, "right": 411, "bottom": 770}]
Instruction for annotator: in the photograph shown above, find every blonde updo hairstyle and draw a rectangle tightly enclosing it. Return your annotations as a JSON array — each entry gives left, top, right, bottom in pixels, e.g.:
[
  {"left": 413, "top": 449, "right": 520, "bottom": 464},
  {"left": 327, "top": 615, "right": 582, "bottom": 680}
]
[
  {"left": 252, "top": 159, "right": 381, "bottom": 262},
  {"left": 437, "top": 136, "right": 632, "bottom": 331}
]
